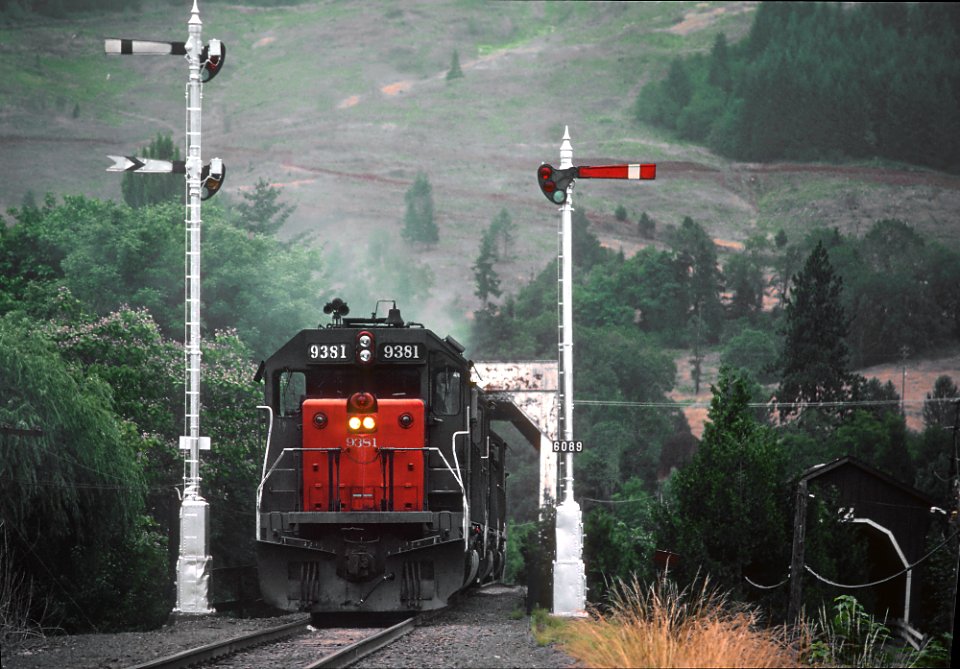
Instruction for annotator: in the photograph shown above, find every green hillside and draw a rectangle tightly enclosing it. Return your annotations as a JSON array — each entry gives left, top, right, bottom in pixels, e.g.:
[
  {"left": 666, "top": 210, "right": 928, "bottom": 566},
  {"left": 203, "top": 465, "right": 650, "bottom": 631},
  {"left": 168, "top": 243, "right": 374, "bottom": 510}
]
[{"left": 1, "top": 0, "right": 958, "bottom": 338}]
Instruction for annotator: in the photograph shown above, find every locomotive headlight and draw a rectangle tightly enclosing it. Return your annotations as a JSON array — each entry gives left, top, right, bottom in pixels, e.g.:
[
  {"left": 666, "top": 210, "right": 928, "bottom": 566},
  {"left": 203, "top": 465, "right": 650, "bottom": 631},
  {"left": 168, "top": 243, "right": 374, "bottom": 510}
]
[
  {"left": 347, "top": 415, "right": 377, "bottom": 432},
  {"left": 359, "top": 349, "right": 373, "bottom": 363},
  {"left": 358, "top": 334, "right": 372, "bottom": 348}
]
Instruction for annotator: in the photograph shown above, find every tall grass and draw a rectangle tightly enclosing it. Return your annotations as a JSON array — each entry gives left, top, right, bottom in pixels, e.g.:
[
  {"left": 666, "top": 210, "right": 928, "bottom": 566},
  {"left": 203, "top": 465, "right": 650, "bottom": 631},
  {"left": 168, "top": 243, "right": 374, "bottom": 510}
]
[
  {"left": 0, "top": 526, "right": 50, "bottom": 647},
  {"left": 559, "top": 575, "right": 804, "bottom": 669}
]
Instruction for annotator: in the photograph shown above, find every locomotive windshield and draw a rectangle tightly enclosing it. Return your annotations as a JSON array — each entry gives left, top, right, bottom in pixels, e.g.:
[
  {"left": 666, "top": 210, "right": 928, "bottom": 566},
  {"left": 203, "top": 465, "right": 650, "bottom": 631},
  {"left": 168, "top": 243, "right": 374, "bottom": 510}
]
[{"left": 276, "top": 367, "right": 422, "bottom": 415}]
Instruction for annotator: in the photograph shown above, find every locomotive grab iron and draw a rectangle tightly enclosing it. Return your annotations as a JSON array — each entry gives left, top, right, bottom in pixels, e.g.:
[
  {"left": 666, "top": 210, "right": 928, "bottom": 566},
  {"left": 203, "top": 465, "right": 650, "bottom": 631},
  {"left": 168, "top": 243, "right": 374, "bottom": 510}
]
[{"left": 255, "top": 300, "right": 507, "bottom": 613}]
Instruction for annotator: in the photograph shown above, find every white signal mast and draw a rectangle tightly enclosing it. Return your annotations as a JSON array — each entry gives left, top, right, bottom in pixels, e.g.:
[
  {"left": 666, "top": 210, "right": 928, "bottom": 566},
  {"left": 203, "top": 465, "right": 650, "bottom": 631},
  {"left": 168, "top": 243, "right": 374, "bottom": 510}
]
[
  {"left": 553, "top": 126, "right": 587, "bottom": 616},
  {"left": 177, "top": 0, "right": 213, "bottom": 616},
  {"left": 105, "top": 0, "right": 225, "bottom": 615},
  {"left": 537, "top": 129, "right": 656, "bottom": 617}
]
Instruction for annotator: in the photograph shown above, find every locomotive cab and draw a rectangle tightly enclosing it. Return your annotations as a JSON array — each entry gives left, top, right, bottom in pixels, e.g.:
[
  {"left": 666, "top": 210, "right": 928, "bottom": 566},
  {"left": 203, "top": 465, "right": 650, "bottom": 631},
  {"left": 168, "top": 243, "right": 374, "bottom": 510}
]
[{"left": 255, "top": 301, "right": 506, "bottom": 614}]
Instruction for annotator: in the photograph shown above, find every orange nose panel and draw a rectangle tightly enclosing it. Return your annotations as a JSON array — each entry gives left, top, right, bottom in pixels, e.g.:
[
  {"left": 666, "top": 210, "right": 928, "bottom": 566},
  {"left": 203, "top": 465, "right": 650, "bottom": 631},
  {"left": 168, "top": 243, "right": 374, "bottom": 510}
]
[{"left": 302, "top": 398, "right": 425, "bottom": 512}]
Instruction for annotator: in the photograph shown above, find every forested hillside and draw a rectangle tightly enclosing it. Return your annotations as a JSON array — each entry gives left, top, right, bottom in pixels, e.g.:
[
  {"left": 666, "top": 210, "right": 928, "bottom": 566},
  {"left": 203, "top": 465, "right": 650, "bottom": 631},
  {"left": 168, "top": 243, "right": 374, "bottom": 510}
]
[{"left": 636, "top": 2, "right": 960, "bottom": 172}]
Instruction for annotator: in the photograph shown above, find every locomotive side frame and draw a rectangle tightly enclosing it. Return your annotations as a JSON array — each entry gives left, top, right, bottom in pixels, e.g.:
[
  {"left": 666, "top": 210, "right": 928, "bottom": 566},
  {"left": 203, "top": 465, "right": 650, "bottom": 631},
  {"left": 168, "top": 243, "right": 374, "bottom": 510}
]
[{"left": 255, "top": 307, "right": 507, "bottom": 613}]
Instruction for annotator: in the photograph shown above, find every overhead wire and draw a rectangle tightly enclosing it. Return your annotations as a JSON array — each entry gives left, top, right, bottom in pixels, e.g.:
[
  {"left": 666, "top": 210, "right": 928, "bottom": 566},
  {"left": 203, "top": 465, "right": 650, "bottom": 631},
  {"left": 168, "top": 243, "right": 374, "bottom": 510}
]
[
  {"left": 743, "top": 528, "right": 960, "bottom": 590},
  {"left": 576, "top": 398, "right": 950, "bottom": 409}
]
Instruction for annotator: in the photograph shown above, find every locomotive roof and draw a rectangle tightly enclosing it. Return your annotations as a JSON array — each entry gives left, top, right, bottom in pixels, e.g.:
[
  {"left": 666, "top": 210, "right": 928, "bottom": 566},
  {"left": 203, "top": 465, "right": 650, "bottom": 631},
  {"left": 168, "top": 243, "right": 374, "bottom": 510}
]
[{"left": 261, "top": 325, "right": 468, "bottom": 370}]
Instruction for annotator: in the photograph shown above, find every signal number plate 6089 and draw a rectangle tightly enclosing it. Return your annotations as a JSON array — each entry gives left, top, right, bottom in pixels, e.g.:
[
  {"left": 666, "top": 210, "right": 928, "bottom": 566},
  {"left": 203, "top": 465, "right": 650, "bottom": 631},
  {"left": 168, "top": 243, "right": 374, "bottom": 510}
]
[{"left": 379, "top": 343, "right": 423, "bottom": 362}]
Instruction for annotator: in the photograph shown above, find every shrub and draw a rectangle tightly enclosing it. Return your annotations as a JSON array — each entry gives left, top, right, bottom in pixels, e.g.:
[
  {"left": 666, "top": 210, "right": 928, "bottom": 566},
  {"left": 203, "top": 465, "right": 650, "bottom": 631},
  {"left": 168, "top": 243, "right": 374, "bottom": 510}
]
[{"left": 561, "top": 575, "right": 802, "bottom": 668}]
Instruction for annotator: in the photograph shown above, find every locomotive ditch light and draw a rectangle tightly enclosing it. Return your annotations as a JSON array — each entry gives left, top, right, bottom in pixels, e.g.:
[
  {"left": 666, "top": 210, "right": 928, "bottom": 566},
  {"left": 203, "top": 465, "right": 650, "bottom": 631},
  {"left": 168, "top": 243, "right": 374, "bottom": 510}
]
[
  {"left": 398, "top": 413, "right": 414, "bottom": 429},
  {"left": 312, "top": 412, "right": 328, "bottom": 429}
]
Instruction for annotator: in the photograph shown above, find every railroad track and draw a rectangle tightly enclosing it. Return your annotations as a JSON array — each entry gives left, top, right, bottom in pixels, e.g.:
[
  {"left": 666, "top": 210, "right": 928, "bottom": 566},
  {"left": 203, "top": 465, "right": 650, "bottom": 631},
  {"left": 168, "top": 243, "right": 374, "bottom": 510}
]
[{"left": 126, "top": 615, "right": 416, "bottom": 669}]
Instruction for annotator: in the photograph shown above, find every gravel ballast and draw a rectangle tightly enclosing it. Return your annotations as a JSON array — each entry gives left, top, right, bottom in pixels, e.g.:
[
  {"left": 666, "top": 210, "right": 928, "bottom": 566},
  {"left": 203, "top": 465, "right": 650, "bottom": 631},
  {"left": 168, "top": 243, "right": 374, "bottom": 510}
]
[
  {"left": 356, "top": 585, "right": 577, "bottom": 669},
  {"left": 4, "top": 586, "right": 577, "bottom": 669}
]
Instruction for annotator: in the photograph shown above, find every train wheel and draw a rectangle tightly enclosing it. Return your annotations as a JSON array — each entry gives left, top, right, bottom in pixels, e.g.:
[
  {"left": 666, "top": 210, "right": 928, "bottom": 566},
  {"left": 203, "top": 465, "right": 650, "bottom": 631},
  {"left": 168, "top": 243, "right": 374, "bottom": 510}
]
[{"left": 463, "top": 549, "right": 480, "bottom": 587}]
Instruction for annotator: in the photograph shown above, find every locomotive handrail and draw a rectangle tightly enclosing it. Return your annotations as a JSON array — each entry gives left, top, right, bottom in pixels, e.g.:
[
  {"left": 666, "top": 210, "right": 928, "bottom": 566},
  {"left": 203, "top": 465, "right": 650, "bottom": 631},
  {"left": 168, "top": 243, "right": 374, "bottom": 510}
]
[
  {"left": 256, "top": 405, "right": 275, "bottom": 482},
  {"left": 256, "top": 405, "right": 274, "bottom": 538},
  {"left": 451, "top": 407, "right": 471, "bottom": 548},
  {"left": 256, "top": 446, "right": 343, "bottom": 538}
]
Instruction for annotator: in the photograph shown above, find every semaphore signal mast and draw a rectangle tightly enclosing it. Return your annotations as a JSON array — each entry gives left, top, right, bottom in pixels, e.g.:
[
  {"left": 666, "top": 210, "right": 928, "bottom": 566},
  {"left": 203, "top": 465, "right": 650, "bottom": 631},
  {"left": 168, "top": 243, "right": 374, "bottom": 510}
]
[
  {"left": 104, "top": 0, "right": 226, "bottom": 615},
  {"left": 538, "top": 127, "right": 656, "bottom": 616}
]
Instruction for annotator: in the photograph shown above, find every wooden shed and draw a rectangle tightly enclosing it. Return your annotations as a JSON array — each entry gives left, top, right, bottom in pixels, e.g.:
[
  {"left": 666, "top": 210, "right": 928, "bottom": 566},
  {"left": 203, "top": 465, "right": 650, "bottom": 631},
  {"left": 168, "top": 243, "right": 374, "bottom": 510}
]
[{"left": 791, "top": 456, "right": 938, "bottom": 641}]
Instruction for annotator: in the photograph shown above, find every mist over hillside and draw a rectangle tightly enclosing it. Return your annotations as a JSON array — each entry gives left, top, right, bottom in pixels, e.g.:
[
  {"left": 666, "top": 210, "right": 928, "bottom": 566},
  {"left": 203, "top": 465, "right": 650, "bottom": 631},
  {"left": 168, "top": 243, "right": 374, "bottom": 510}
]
[{"left": 2, "top": 0, "right": 958, "bottom": 342}]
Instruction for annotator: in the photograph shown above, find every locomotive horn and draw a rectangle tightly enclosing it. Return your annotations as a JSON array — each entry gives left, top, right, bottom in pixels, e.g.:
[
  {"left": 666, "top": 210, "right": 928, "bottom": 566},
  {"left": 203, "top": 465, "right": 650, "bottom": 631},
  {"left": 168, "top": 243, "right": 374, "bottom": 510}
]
[{"left": 322, "top": 297, "right": 350, "bottom": 324}]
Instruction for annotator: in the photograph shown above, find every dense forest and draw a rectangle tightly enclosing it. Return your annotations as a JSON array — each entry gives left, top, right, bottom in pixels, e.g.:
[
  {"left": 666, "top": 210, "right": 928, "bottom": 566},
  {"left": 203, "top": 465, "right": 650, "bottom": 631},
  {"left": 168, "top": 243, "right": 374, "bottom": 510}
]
[
  {"left": 480, "top": 210, "right": 959, "bottom": 635},
  {"left": 636, "top": 2, "right": 960, "bottom": 173},
  {"left": 0, "top": 183, "right": 323, "bottom": 631}
]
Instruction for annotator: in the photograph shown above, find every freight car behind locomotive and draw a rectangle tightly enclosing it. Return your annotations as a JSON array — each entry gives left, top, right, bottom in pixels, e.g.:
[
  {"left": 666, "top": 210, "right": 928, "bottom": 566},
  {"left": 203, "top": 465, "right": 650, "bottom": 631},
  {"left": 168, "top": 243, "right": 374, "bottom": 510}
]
[{"left": 255, "top": 300, "right": 507, "bottom": 614}]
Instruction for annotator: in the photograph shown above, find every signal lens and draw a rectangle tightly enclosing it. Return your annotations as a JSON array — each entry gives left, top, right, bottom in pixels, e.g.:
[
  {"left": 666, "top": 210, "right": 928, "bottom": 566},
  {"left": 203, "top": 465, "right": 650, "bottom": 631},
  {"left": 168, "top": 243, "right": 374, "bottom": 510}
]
[
  {"left": 362, "top": 416, "right": 376, "bottom": 430},
  {"left": 539, "top": 165, "right": 553, "bottom": 180},
  {"left": 553, "top": 191, "right": 565, "bottom": 203},
  {"left": 542, "top": 181, "right": 556, "bottom": 193},
  {"left": 348, "top": 416, "right": 362, "bottom": 431}
]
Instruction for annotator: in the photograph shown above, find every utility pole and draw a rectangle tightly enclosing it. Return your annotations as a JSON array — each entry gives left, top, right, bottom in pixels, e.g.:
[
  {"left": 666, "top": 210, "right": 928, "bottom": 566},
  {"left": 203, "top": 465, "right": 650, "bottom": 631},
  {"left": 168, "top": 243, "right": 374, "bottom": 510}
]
[
  {"left": 538, "top": 129, "right": 655, "bottom": 616},
  {"left": 950, "top": 399, "right": 960, "bottom": 639},
  {"left": 105, "top": 0, "right": 225, "bottom": 616},
  {"left": 787, "top": 478, "right": 808, "bottom": 623},
  {"left": 900, "top": 344, "right": 910, "bottom": 415}
]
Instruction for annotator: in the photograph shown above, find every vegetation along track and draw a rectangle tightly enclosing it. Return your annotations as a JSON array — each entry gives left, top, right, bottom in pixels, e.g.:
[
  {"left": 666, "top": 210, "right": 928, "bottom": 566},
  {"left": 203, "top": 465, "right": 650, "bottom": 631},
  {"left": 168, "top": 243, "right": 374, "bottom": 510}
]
[{"left": 126, "top": 615, "right": 415, "bottom": 669}]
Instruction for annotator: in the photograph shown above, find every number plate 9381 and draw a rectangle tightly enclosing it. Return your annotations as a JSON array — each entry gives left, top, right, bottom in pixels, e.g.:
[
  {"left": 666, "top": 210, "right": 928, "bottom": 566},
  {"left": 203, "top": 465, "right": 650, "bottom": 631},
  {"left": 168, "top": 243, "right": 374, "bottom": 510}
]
[{"left": 378, "top": 343, "right": 423, "bottom": 362}]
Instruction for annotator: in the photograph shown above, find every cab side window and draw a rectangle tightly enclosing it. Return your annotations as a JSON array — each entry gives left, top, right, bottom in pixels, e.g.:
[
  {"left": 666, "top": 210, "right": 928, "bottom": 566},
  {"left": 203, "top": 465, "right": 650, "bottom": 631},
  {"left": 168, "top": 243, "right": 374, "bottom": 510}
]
[
  {"left": 279, "top": 371, "right": 306, "bottom": 417},
  {"left": 432, "top": 366, "right": 462, "bottom": 416}
]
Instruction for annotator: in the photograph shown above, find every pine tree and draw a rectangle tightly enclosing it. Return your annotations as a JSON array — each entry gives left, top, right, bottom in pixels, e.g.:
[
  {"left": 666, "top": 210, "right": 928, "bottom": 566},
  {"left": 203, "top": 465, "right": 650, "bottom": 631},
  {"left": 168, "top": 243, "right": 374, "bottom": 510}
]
[
  {"left": 637, "top": 212, "right": 655, "bottom": 238},
  {"left": 671, "top": 216, "right": 723, "bottom": 339},
  {"left": 672, "top": 366, "right": 787, "bottom": 590},
  {"left": 401, "top": 173, "right": 438, "bottom": 244},
  {"left": 488, "top": 207, "right": 515, "bottom": 260},
  {"left": 446, "top": 49, "right": 464, "bottom": 81},
  {"left": 775, "top": 241, "right": 851, "bottom": 420},
  {"left": 707, "top": 32, "right": 731, "bottom": 92},
  {"left": 923, "top": 375, "right": 959, "bottom": 430},
  {"left": 121, "top": 133, "right": 181, "bottom": 209},
  {"left": 235, "top": 177, "right": 294, "bottom": 237},
  {"left": 473, "top": 225, "right": 502, "bottom": 307}
]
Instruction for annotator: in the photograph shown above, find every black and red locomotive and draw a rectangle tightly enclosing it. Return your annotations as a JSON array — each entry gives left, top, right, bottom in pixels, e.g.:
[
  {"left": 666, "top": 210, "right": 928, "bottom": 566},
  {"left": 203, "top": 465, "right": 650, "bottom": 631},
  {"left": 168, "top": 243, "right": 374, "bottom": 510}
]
[{"left": 255, "top": 300, "right": 507, "bottom": 614}]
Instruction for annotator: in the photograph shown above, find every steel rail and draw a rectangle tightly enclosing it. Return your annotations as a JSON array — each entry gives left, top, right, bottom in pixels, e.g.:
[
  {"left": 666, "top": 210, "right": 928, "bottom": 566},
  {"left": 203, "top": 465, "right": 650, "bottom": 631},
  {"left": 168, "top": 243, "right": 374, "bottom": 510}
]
[
  {"left": 126, "top": 615, "right": 311, "bottom": 669},
  {"left": 305, "top": 616, "right": 416, "bottom": 668}
]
